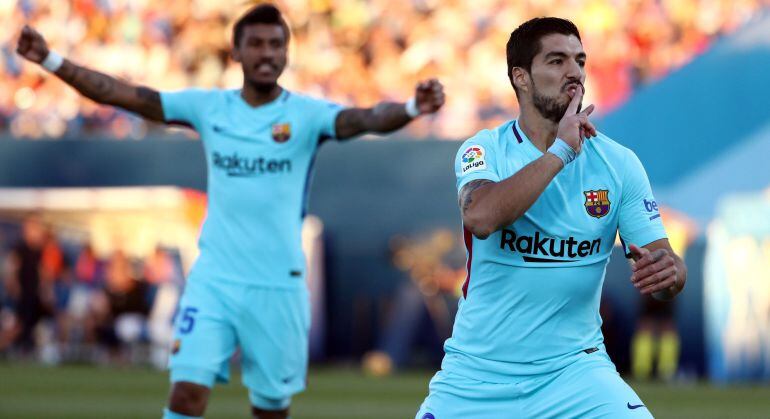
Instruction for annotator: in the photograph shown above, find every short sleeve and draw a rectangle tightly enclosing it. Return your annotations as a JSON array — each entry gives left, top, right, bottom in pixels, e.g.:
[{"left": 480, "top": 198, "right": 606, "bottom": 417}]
[
  {"left": 313, "top": 99, "right": 344, "bottom": 142},
  {"left": 618, "top": 150, "right": 667, "bottom": 255},
  {"left": 455, "top": 130, "right": 501, "bottom": 192},
  {"left": 160, "top": 89, "right": 212, "bottom": 130}
]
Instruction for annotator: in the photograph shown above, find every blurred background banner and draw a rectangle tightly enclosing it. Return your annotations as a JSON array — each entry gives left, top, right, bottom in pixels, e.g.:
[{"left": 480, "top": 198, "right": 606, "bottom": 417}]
[
  {"left": 1, "top": 2, "right": 770, "bottom": 411},
  {"left": 599, "top": 8, "right": 770, "bottom": 226},
  {"left": 704, "top": 191, "right": 770, "bottom": 383}
]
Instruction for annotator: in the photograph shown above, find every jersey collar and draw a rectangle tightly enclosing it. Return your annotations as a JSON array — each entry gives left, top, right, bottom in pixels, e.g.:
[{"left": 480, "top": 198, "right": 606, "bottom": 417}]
[{"left": 512, "top": 120, "right": 544, "bottom": 157}]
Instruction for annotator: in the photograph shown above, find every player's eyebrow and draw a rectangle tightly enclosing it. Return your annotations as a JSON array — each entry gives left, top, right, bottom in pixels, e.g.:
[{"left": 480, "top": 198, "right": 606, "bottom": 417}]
[
  {"left": 246, "top": 35, "right": 284, "bottom": 42},
  {"left": 543, "top": 51, "right": 587, "bottom": 61}
]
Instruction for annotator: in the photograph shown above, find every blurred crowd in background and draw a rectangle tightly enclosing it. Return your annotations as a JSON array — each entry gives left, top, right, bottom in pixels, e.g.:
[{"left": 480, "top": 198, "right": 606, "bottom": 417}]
[
  {"left": 0, "top": 215, "right": 184, "bottom": 366},
  {"left": 0, "top": 213, "right": 467, "bottom": 369},
  {"left": 362, "top": 229, "right": 465, "bottom": 375},
  {"left": 2, "top": 0, "right": 768, "bottom": 140}
]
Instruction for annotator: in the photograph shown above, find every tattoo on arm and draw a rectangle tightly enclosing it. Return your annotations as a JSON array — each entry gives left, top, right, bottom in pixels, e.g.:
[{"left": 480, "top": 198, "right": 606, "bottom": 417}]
[
  {"left": 57, "top": 62, "right": 117, "bottom": 103},
  {"left": 55, "top": 59, "right": 164, "bottom": 121},
  {"left": 136, "top": 86, "right": 158, "bottom": 104},
  {"left": 88, "top": 71, "right": 116, "bottom": 98},
  {"left": 334, "top": 108, "right": 368, "bottom": 140},
  {"left": 368, "top": 101, "right": 412, "bottom": 131},
  {"left": 459, "top": 179, "right": 493, "bottom": 215},
  {"left": 335, "top": 102, "right": 411, "bottom": 140},
  {"left": 135, "top": 86, "right": 164, "bottom": 121}
]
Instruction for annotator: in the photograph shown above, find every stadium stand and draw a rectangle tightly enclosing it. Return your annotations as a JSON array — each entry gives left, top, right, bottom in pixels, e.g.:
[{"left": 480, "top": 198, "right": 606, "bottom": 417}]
[{"left": 1, "top": 0, "right": 766, "bottom": 139}]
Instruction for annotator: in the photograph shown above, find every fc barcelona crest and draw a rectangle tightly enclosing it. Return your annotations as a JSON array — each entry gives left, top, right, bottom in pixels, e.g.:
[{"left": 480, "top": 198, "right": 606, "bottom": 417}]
[
  {"left": 584, "top": 189, "right": 611, "bottom": 218},
  {"left": 271, "top": 123, "right": 291, "bottom": 143}
]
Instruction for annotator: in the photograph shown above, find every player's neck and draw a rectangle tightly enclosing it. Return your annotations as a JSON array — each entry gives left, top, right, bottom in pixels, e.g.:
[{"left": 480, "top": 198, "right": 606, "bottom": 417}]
[
  {"left": 240, "top": 82, "right": 283, "bottom": 107},
  {"left": 517, "top": 107, "right": 558, "bottom": 153}
]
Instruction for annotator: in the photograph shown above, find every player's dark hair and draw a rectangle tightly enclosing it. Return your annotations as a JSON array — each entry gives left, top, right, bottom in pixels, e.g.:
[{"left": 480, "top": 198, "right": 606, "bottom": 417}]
[
  {"left": 506, "top": 17, "right": 581, "bottom": 88},
  {"left": 233, "top": 4, "right": 290, "bottom": 47}
]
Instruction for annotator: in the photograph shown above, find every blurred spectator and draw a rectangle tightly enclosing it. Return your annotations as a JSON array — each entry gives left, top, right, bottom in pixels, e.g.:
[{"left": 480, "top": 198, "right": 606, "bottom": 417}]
[
  {"left": 91, "top": 249, "right": 150, "bottom": 358},
  {"left": 143, "top": 245, "right": 178, "bottom": 304},
  {"left": 363, "top": 229, "right": 465, "bottom": 375},
  {"left": 630, "top": 207, "right": 697, "bottom": 381},
  {"left": 2, "top": 0, "right": 767, "bottom": 140},
  {"left": 66, "top": 242, "right": 101, "bottom": 352},
  {"left": 0, "top": 218, "right": 184, "bottom": 365},
  {"left": 143, "top": 246, "right": 182, "bottom": 369},
  {"left": 40, "top": 227, "right": 67, "bottom": 296},
  {"left": 39, "top": 227, "right": 70, "bottom": 362},
  {"left": 631, "top": 295, "right": 679, "bottom": 381},
  {"left": 0, "top": 215, "right": 49, "bottom": 355}
]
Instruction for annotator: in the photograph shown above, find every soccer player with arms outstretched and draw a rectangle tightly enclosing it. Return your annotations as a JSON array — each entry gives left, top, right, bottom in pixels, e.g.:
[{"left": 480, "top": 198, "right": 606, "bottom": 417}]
[
  {"left": 416, "top": 17, "right": 684, "bottom": 419},
  {"left": 17, "top": 4, "right": 444, "bottom": 419}
]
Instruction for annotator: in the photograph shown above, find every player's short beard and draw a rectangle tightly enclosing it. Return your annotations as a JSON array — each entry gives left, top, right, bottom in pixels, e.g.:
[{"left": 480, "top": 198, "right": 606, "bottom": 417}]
[
  {"left": 531, "top": 79, "right": 582, "bottom": 123},
  {"left": 244, "top": 61, "right": 283, "bottom": 95},
  {"left": 249, "top": 79, "right": 279, "bottom": 94}
]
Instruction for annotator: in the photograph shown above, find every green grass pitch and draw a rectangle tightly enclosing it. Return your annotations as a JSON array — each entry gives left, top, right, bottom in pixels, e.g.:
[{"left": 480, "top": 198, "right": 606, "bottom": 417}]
[{"left": 0, "top": 364, "right": 768, "bottom": 418}]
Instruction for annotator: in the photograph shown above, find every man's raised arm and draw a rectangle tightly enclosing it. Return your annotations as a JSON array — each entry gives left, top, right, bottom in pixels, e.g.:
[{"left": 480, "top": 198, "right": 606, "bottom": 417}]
[
  {"left": 16, "top": 25, "right": 165, "bottom": 123},
  {"left": 334, "top": 79, "right": 445, "bottom": 139},
  {"left": 460, "top": 89, "right": 596, "bottom": 239}
]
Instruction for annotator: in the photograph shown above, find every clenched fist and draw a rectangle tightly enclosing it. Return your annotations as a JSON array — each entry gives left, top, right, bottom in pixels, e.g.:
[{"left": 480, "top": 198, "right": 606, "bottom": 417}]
[
  {"left": 16, "top": 25, "right": 50, "bottom": 64},
  {"left": 414, "top": 78, "right": 445, "bottom": 115}
]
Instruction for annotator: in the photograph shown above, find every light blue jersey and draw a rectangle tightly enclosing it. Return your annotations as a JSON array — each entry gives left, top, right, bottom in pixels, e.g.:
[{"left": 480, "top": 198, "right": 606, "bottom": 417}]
[
  {"left": 161, "top": 88, "right": 341, "bottom": 289},
  {"left": 445, "top": 119, "right": 667, "bottom": 381},
  {"left": 161, "top": 88, "right": 342, "bottom": 412}
]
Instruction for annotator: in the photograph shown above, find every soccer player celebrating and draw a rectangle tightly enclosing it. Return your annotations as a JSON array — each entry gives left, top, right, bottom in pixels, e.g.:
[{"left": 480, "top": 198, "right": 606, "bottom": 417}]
[
  {"left": 416, "top": 17, "right": 684, "bottom": 419},
  {"left": 16, "top": 4, "right": 444, "bottom": 419}
]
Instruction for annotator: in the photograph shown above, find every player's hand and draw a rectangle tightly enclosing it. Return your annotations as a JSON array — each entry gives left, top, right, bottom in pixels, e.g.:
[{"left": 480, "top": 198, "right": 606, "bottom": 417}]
[
  {"left": 414, "top": 78, "right": 445, "bottom": 115},
  {"left": 555, "top": 86, "right": 596, "bottom": 154},
  {"left": 629, "top": 244, "right": 679, "bottom": 295},
  {"left": 16, "top": 25, "right": 50, "bottom": 64}
]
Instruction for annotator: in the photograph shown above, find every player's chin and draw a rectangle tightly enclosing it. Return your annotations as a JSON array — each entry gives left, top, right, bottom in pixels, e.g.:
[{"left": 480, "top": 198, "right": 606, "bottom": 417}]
[{"left": 249, "top": 74, "right": 279, "bottom": 87}]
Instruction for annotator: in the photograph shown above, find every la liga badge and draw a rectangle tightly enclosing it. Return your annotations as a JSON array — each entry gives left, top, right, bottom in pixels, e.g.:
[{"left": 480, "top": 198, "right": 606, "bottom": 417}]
[{"left": 461, "top": 145, "right": 486, "bottom": 174}]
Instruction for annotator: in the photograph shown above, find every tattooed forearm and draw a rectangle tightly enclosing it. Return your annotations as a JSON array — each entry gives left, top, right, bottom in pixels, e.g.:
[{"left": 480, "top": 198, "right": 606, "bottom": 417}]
[
  {"left": 368, "top": 102, "right": 412, "bottom": 131},
  {"left": 89, "top": 71, "right": 116, "bottom": 98},
  {"left": 135, "top": 86, "right": 163, "bottom": 118},
  {"left": 459, "top": 179, "right": 493, "bottom": 215},
  {"left": 335, "top": 102, "right": 412, "bottom": 139},
  {"left": 54, "top": 59, "right": 165, "bottom": 121},
  {"left": 136, "top": 86, "right": 159, "bottom": 104},
  {"left": 56, "top": 60, "right": 117, "bottom": 103},
  {"left": 334, "top": 109, "right": 366, "bottom": 140}
]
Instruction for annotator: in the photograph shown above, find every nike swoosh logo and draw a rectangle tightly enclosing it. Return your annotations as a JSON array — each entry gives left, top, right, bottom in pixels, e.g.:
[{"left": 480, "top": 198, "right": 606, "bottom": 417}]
[
  {"left": 210, "top": 124, "right": 256, "bottom": 142},
  {"left": 627, "top": 403, "right": 645, "bottom": 410}
]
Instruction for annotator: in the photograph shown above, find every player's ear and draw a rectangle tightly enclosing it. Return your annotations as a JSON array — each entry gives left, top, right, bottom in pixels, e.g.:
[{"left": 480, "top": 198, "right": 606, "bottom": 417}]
[{"left": 511, "top": 67, "right": 530, "bottom": 93}]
